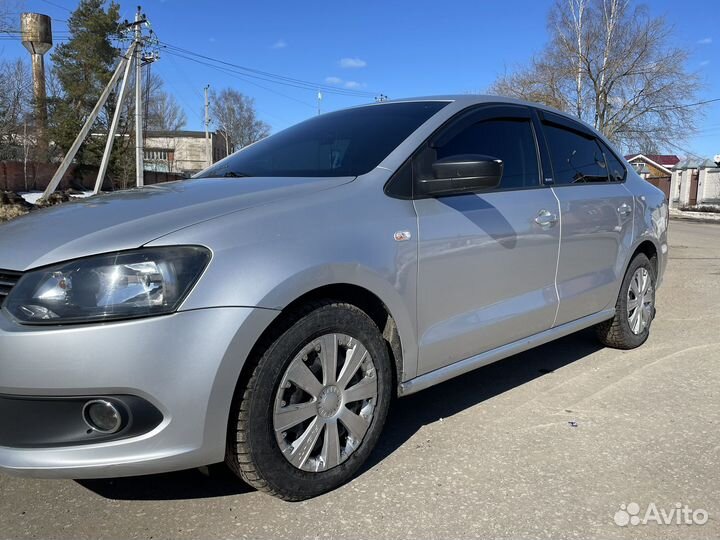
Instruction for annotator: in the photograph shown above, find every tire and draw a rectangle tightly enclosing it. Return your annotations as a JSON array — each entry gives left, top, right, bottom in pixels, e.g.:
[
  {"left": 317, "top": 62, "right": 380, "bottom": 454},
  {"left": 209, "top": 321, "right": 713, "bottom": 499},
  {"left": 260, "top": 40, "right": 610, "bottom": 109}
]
[
  {"left": 226, "top": 301, "right": 393, "bottom": 501},
  {"left": 596, "top": 253, "right": 656, "bottom": 349}
]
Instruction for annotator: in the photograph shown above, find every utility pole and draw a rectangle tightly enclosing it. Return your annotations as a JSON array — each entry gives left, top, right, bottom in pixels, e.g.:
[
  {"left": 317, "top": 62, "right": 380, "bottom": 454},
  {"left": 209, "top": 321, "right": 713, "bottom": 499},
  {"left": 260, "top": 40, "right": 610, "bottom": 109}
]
[
  {"left": 44, "top": 5, "right": 157, "bottom": 199},
  {"left": 94, "top": 42, "right": 137, "bottom": 194},
  {"left": 134, "top": 6, "right": 144, "bottom": 187},
  {"left": 204, "top": 84, "right": 211, "bottom": 167},
  {"left": 42, "top": 45, "right": 134, "bottom": 199},
  {"left": 317, "top": 90, "right": 322, "bottom": 116}
]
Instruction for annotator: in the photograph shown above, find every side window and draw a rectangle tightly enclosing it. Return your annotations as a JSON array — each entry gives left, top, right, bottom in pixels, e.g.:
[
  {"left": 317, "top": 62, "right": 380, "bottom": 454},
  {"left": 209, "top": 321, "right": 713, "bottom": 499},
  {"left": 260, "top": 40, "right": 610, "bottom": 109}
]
[
  {"left": 433, "top": 118, "right": 540, "bottom": 189},
  {"left": 598, "top": 140, "right": 627, "bottom": 182},
  {"left": 543, "top": 123, "right": 609, "bottom": 184}
]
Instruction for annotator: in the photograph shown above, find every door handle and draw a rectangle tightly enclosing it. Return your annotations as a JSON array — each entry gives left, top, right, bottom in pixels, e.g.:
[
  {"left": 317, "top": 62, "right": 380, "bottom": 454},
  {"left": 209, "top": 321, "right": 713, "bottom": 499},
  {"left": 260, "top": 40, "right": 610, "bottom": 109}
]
[
  {"left": 618, "top": 203, "right": 633, "bottom": 216},
  {"left": 534, "top": 209, "right": 558, "bottom": 228}
]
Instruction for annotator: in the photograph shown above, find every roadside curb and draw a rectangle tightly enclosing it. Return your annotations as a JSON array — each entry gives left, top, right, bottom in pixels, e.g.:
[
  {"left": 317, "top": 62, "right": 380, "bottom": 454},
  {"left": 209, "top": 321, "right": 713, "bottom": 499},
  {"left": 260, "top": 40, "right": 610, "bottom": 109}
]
[{"left": 669, "top": 209, "right": 720, "bottom": 224}]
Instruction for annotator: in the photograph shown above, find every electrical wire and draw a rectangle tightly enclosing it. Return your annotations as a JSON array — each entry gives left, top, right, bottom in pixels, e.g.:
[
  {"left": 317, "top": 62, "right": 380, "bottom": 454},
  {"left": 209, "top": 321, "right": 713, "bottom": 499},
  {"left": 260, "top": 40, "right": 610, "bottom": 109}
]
[
  {"left": 36, "top": 0, "right": 73, "bottom": 13},
  {"left": 158, "top": 41, "right": 377, "bottom": 98},
  {"left": 656, "top": 97, "right": 720, "bottom": 112},
  {"left": 162, "top": 49, "right": 318, "bottom": 109}
]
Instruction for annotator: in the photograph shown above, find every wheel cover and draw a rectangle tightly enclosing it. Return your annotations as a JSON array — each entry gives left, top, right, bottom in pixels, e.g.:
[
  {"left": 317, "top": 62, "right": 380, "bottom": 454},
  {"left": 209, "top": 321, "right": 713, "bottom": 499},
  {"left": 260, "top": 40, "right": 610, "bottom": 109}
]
[
  {"left": 627, "top": 267, "right": 654, "bottom": 335},
  {"left": 273, "top": 333, "right": 378, "bottom": 472}
]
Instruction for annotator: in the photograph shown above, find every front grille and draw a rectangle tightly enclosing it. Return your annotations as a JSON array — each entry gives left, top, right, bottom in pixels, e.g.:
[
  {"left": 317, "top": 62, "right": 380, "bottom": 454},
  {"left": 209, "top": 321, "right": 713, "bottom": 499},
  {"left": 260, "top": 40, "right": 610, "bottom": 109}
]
[{"left": 0, "top": 270, "right": 22, "bottom": 307}]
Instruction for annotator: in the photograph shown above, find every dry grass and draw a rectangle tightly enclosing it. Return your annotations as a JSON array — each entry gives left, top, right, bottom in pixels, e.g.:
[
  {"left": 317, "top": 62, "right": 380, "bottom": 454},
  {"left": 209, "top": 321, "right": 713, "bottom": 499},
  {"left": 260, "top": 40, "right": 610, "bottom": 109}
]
[{"left": 0, "top": 204, "right": 30, "bottom": 222}]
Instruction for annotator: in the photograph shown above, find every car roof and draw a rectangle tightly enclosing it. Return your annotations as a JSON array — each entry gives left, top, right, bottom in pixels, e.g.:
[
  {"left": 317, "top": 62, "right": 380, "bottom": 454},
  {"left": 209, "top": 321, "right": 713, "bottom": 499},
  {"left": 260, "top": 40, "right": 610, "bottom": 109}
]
[
  {"left": 381, "top": 93, "right": 554, "bottom": 111},
  {"left": 370, "top": 94, "right": 599, "bottom": 137}
]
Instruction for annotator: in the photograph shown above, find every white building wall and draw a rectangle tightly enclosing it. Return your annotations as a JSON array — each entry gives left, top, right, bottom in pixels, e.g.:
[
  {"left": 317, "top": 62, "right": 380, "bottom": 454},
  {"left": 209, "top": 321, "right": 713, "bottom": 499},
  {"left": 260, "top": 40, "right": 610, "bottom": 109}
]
[
  {"left": 670, "top": 170, "right": 682, "bottom": 207},
  {"left": 679, "top": 169, "right": 693, "bottom": 206},
  {"left": 143, "top": 132, "right": 227, "bottom": 176},
  {"left": 700, "top": 169, "right": 720, "bottom": 204}
]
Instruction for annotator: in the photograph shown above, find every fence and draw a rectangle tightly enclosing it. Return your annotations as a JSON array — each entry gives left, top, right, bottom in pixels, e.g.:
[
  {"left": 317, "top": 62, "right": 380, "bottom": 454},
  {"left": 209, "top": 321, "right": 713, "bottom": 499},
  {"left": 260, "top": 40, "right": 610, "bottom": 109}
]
[{"left": 0, "top": 160, "right": 187, "bottom": 193}]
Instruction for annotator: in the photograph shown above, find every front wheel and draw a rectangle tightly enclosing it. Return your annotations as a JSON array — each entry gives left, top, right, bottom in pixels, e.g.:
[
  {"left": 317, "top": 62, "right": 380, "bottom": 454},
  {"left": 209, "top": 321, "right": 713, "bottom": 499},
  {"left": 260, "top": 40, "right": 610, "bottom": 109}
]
[
  {"left": 226, "top": 301, "right": 393, "bottom": 500},
  {"left": 596, "top": 253, "right": 656, "bottom": 349}
]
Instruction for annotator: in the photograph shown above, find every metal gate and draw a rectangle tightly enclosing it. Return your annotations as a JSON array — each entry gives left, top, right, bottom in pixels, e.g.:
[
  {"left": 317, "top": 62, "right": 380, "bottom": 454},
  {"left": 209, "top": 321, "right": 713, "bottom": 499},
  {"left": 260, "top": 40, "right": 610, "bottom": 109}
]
[
  {"left": 648, "top": 177, "right": 671, "bottom": 201},
  {"left": 689, "top": 172, "right": 699, "bottom": 206}
]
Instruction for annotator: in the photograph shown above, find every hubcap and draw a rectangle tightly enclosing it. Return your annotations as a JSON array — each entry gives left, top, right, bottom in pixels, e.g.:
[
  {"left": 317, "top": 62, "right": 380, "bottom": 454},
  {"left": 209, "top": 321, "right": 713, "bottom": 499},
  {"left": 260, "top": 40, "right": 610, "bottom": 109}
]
[
  {"left": 627, "top": 267, "right": 654, "bottom": 335},
  {"left": 273, "top": 333, "right": 378, "bottom": 472}
]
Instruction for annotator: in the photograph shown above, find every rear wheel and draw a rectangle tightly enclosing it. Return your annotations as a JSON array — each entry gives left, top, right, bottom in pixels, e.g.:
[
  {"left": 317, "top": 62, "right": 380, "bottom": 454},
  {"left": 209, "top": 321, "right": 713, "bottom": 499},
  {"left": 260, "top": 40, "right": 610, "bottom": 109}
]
[
  {"left": 596, "top": 253, "right": 656, "bottom": 349},
  {"left": 226, "top": 301, "right": 392, "bottom": 500}
]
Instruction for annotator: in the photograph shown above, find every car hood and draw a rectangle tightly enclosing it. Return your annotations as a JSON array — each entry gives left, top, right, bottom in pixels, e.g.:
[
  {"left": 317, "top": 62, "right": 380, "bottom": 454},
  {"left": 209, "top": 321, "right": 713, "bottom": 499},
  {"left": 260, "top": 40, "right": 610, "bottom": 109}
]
[{"left": 0, "top": 176, "right": 353, "bottom": 271}]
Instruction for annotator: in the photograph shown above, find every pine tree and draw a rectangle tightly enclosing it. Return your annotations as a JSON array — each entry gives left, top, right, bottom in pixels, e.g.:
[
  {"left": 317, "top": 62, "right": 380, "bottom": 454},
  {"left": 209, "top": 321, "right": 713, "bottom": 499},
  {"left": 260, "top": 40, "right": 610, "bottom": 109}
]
[{"left": 49, "top": 0, "right": 121, "bottom": 168}]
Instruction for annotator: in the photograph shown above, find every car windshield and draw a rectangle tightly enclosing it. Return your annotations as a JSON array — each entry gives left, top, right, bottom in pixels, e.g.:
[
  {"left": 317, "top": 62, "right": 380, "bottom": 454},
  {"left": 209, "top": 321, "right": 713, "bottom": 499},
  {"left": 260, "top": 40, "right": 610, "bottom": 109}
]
[{"left": 196, "top": 101, "right": 448, "bottom": 178}]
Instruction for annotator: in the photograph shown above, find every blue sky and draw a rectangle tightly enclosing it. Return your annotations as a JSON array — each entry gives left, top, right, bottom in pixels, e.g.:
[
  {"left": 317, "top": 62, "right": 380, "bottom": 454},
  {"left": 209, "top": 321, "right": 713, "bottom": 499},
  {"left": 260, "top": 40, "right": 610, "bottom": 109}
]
[{"left": 3, "top": 0, "right": 719, "bottom": 157}]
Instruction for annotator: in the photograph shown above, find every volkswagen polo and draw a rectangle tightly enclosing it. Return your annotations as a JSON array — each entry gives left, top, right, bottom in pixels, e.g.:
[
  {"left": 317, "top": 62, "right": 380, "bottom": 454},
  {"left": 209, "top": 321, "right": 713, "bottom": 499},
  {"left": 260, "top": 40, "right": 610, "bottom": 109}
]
[{"left": 0, "top": 96, "right": 668, "bottom": 500}]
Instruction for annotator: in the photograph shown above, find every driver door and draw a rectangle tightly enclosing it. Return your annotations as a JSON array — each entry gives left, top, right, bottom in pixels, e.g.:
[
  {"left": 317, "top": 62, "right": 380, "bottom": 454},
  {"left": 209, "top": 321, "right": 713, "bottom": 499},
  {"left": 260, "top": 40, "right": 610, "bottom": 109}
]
[{"left": 413, "top": 105, "right": 561, "bottom": 375}]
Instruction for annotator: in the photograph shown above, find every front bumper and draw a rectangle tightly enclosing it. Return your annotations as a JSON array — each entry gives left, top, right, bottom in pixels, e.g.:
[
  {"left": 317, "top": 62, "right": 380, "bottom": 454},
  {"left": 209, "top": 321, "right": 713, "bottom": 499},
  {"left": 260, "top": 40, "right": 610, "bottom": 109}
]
[{"left": 0, "top": 306, "right": 278, "bottom": 478}]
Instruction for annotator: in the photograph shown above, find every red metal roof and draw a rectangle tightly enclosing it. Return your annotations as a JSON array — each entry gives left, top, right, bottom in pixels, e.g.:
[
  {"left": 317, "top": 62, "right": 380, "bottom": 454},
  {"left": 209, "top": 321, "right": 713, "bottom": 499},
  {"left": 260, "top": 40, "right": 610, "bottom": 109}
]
[{"left": 625, "top": 154, "right": 680, "bottom": 167}]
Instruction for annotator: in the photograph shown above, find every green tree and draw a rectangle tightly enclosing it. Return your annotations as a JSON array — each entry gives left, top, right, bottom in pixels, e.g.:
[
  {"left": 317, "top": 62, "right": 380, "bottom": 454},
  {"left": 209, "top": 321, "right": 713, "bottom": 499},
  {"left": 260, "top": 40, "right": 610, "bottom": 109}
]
[{"left": 49, "top": 0, "right": 122, "bottom": 168}]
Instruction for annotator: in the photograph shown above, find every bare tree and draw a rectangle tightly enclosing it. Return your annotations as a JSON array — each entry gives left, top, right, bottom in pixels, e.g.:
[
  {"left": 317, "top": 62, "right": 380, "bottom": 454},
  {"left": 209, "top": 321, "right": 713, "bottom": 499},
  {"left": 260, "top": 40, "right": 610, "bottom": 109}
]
[
  {"left": 0, "top": 0, "right": 21, "bottom": 32},
  {"left": 144, "top": 72, "right": 187, "bottom": 132},
  {"left": 490, "top": 0, "right": 701, "bottom": 152},
  {"left": 0, "top": 59, "right": 31, "bottom": 145},
  {"left": 209, "top": 88, "right": 270, "bottom": 154},
  {"left": 146, "top": 91, "right": 186, "bottom": 131}
]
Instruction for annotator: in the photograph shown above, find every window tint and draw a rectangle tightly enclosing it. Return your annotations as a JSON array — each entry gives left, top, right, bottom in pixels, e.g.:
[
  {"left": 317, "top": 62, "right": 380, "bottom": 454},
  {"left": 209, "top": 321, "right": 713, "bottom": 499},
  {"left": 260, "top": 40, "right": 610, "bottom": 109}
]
[
  {"left": 434, "top": 119, "right": 539, "bottom": 189},
  {"left": 543, "top": 123, "right": 609, "bottom": 184},
  {"left": 598, "top": 140, "right": 626, "bottom": 182},
  {"left": 197, "top": 101, "right": 448, "bottom": 178}
]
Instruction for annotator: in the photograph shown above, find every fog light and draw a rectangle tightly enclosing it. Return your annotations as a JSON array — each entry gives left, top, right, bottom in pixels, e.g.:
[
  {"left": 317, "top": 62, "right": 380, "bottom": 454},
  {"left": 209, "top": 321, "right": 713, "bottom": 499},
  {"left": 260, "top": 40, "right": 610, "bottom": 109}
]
[{"left": 82, "top": 400, "right": 123, "bottom": 433}]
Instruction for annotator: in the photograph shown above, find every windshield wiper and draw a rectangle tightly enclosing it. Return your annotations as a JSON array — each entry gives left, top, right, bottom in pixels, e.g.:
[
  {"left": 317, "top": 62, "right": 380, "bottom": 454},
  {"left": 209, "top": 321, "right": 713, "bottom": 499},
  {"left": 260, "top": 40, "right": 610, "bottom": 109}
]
[{"left": 222, "top": 171, "right": 253, "bottom": 178}]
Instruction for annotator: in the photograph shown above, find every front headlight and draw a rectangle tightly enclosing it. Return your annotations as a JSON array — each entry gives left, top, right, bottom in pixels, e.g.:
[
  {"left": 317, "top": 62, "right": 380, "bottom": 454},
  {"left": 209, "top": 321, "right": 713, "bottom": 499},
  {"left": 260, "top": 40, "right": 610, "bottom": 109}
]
[{"left": 4, "top": 246, "right": 211, "bottom": 325}]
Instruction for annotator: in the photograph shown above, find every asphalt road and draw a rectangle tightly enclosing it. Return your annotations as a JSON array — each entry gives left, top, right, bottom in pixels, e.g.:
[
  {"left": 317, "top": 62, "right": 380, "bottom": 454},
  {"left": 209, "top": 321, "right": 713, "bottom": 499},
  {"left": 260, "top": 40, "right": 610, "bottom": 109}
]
[{"left": 1, "top": 220, "right": 718, "bottom": 540}]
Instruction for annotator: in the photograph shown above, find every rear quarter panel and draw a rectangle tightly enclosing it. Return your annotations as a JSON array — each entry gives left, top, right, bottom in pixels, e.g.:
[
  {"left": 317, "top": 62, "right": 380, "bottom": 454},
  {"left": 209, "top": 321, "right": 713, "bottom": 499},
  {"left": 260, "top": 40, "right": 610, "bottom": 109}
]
[{"left": 626, "top": 171, "right": 669, "bottom": 287}]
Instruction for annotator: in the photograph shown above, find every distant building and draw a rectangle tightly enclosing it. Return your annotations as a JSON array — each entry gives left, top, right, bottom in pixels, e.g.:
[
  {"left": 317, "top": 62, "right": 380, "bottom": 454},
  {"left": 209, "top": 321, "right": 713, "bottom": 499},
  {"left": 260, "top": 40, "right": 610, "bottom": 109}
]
[
  {"left": 670, "top": 157, "right": 720, "bottom": 208},
  {"left": 143, "top": 130, "right": 228, "bottom": 176},
  {"left": 625, "top": 154, "right": 680, "bottom": 201}
]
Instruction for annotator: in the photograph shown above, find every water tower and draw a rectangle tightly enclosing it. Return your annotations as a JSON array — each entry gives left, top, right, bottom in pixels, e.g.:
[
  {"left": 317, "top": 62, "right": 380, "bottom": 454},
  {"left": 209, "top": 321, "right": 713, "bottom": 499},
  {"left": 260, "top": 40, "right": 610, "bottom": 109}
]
[{"left": 21, "top": 13, "right": 52, "bottom": 158}]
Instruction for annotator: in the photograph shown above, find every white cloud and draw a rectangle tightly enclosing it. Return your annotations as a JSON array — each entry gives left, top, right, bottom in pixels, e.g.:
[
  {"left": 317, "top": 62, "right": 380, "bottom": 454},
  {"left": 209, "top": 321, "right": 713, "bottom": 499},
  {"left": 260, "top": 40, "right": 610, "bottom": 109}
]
[
  {"left": 697, "top": 37, "right": 712, "bottom": 45},
  {"left": 271, "top": 39, "right": 287, "bottom": 49},
  {"left": 208, "top": 37, "right": 217, "bottom": 43},
  {"left": 339, "top": 57, "right": 367, "bottom": 69},
  {"left": 325, "top": 76, "right": 343, "bottom": 85},
  {"left": 344, "top": 81, "right": 365, "bottom": 89},
  {"left": 700, "top": 60, "right": 710, "bottom": 67}
]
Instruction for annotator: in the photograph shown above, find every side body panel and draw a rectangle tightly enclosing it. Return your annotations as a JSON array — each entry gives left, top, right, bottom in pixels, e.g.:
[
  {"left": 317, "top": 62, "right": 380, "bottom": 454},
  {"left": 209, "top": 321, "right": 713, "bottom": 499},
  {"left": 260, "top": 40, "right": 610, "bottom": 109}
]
[
  {"left": 414, "top": 190, "right": 560, "bottom": 374},
  {"left": 148, "top": 169, "right": 422, "bottom": 381},
  {"left": 551, "top": 183, "right": 635, "bottom": 325}
]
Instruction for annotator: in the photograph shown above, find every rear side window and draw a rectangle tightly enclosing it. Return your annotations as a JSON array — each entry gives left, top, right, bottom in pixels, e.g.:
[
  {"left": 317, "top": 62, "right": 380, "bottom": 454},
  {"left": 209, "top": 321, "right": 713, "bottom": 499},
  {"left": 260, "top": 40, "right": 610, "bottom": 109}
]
[
  {"left": 434, "top": 119, "right": 540, "bottom": 189},
  {"left": 598, "top": 140, "right": 627, "bottom": 182},
  {"left": 543, "top": 124, "right": 609, "bottom": 184}
]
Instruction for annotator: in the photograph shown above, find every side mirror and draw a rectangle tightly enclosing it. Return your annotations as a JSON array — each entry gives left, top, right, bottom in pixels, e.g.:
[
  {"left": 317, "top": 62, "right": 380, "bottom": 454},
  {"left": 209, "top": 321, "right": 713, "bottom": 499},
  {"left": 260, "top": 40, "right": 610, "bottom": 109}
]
[{"left": 417, "top": 154, "right": 503, "bottom": 197}]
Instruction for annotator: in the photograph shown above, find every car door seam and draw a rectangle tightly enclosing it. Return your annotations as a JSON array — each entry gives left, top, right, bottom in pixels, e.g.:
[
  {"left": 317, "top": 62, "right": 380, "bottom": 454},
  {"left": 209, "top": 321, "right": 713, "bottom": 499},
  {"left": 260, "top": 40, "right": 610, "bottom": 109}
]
[
  {"left": 621, "top": 182, "right": 636, "bottom": 245},
  {"left": 549, "top": 186, "right": 562, "bottom": 328}
]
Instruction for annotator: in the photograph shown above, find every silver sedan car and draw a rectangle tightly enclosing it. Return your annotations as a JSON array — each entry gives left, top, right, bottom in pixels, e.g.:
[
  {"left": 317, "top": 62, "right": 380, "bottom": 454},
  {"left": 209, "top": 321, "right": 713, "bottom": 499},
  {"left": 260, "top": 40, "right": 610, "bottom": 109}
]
[{"left": 0, "top": 96, "right": 667, "bottom": 500}]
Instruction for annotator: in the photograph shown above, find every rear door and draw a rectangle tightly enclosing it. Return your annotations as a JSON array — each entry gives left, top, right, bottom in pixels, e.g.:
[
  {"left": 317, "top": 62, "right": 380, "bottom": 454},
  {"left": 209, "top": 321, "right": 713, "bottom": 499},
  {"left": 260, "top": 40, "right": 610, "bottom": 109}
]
[
  {"left": 413, "top": 105, "right": 561, "bottom": 375},
  {"left": 539, "top": 112, "right": 634, "bottom": 326}
]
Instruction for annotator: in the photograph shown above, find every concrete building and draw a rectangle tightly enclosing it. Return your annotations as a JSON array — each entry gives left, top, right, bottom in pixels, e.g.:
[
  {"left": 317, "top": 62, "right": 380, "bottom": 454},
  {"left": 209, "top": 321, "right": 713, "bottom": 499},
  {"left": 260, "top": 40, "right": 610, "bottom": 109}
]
[
  {"left": 143, "top": 130, "right": 228, "bottom": 176},
  {"left": 670, "top": 158, "right": 720, "bottom": 208}
]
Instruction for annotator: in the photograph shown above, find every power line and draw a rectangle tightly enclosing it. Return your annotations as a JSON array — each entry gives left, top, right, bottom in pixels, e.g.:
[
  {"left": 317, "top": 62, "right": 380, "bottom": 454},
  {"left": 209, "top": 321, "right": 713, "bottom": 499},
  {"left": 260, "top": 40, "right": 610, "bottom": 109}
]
[
  {"left": 37, "top": 0, "right": 73, "bottom": 13},
  {"left": 158, "top": 40, "right": 377, "bottom": 98},
  {"left": 162, "top": 49, "right": 318, "bottom": 109},
  {"left": 160, "top": 41, "right": 376, "bottom": 96},
  {"left": 657, "top": 97, "right": 720, "bottom": 112}
]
